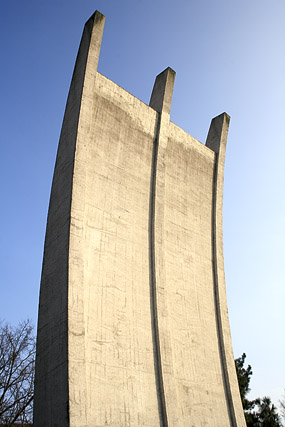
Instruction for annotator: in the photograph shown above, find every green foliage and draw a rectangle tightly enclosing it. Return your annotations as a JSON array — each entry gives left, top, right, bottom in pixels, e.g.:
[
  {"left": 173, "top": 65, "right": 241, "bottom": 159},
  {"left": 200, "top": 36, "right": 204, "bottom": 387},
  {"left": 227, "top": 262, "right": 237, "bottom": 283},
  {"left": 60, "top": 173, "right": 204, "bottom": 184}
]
[
  {"left": 235, "top": 353, "right": 254, "bottom": 410},
  {"left": 235, "top": 353, "right": 282, "bottom": 426},
  {"left": 257, "top": 397, "right": 282, "bottom": 426}
]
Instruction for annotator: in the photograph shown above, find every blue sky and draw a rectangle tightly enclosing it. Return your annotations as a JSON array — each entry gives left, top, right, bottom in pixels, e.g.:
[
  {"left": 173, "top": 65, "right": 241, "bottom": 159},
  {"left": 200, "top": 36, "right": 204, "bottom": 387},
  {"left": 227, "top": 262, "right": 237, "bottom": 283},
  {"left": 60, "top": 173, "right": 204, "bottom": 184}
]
[{"left": 0, "top": 0, "right": 284, "bottom": 413}]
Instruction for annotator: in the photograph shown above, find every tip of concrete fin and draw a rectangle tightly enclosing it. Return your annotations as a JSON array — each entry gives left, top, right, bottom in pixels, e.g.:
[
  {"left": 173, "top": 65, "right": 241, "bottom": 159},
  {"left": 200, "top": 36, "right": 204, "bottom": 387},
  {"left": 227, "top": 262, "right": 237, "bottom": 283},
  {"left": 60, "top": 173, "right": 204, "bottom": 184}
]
[
  {"left": 156, "top": 67, "right": 176, "bottom": 78},
  {"left": 212, "top": 112, "right": 231, "bottom": 123},
  {"left": 222, "top": 112, "right": 231, "bottom": 121},
  {"left": 85, "top": 10, "right": 105, "bottom": 26}
]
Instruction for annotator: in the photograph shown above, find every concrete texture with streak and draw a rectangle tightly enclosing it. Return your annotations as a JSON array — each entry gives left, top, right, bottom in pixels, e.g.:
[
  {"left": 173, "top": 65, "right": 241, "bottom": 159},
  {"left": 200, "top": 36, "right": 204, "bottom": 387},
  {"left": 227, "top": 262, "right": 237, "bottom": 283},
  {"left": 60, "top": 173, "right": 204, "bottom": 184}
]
[{"left": 34, "top": 10, "right": 246, "bottom": 427}]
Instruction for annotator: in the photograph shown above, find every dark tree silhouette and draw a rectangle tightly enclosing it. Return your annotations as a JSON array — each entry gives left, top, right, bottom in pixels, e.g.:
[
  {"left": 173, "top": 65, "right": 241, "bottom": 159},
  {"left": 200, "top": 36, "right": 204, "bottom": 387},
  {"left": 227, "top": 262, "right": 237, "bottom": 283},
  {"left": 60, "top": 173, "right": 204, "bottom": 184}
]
[{"left": 0, "top": 320, "right": 35, "bottom": 426}]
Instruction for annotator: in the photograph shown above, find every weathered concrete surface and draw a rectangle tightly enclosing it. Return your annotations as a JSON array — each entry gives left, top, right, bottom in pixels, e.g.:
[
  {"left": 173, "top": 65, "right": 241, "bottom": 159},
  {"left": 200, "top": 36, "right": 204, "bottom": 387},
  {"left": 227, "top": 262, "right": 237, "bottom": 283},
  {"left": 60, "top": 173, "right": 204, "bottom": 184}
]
[{"left": 34, "top": 10, "right": 246, "bottom": 427}]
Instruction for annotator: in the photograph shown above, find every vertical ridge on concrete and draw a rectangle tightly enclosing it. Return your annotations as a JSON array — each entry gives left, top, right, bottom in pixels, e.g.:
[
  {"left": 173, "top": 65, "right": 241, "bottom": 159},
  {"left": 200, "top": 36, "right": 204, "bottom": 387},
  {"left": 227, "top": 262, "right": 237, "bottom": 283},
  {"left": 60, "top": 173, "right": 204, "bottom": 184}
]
[
  {"left": 206, "top": 113, "right": 237, "bottom": 427},
  {"left": 149, "top": 67, "right": 176, "bottom": 427},
  {"left": 149, "top": 116, "right": 166, "bottom": 427},
  {"left": 34, "top": 11, "right": 105, "bottom": 427}
]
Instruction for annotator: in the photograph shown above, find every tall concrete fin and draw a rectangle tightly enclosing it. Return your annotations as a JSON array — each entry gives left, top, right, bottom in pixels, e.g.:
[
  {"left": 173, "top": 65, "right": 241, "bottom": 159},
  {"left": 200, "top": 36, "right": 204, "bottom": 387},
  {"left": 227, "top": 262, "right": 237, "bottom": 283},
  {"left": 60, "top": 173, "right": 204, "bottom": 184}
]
[
  {"left": 148, "top": 67, "right": 176, "bottom": 427},
  {"left": 149, "top": 67, "right": 176, "bottom": 114},
  {"left": 67, "top": 11, "right": 105, "bottom": 427},
  {"left": 34, "top": 11, "right": 105, "bottom": 427},
  {"left": 206, "top": 113, "right": 243, "bottom": 427}
]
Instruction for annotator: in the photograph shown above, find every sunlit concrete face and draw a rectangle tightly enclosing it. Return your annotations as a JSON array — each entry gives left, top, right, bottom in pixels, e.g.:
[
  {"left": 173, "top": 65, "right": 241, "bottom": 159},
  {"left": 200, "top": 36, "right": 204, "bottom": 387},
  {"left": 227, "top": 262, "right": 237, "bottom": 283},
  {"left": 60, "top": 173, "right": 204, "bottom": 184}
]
[{"left": 34, "top": 11, "right": 246, "bottom": 427}]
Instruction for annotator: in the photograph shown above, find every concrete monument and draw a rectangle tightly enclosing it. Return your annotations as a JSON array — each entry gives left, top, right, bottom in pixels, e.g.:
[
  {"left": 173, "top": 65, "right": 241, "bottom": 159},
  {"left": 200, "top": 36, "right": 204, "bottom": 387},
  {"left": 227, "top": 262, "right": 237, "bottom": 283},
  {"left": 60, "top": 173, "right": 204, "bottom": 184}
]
[{"left": 34, "top": 11, "right": 246, "bottom": 427}]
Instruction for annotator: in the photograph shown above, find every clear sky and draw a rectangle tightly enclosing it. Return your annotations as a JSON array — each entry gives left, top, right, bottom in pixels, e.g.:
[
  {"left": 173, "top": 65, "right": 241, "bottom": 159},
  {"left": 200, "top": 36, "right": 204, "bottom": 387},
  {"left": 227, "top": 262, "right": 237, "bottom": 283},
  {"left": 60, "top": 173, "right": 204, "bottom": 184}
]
[{"left": 1, "top": 0, "right": 284, "bottom": 414}]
